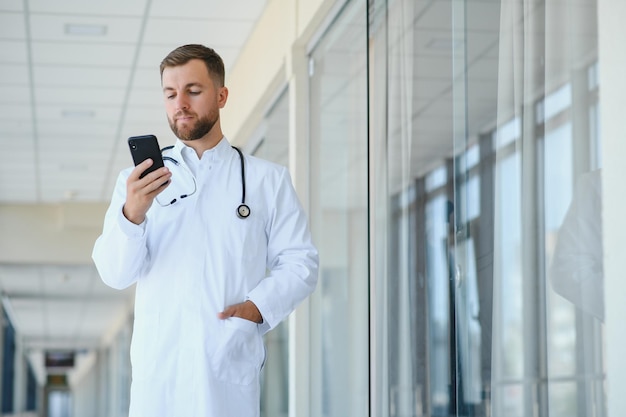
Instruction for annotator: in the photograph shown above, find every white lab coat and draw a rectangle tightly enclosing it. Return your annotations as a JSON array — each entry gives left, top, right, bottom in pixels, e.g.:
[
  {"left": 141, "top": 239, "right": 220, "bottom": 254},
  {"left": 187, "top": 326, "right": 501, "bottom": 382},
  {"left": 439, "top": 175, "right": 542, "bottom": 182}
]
[{"left": 92, "top": 138, "right": 319, "bottom": 417}]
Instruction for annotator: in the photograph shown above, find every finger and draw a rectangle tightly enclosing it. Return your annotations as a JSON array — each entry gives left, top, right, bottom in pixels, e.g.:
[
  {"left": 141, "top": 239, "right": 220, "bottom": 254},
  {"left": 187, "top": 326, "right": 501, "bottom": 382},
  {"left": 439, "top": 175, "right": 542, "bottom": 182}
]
[
  {"left": 217, "top": 307, "right": 234, "bottom": 320},
  {"left": 141, "top": 164, "right": 169, "bottom": 182},
  {"left": 144, "top": 171, "right": 172, "bottom": 194},
  {"left": 130, "top": 165, "right": 170, "bottom": 195},
  {"left": 129, "top": 159, "right": 154, "bottom": 181}
]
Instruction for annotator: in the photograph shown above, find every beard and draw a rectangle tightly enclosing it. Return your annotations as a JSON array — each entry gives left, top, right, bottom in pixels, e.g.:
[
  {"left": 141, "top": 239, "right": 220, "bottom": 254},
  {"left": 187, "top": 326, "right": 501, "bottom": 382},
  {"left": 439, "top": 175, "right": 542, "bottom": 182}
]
[{"left": 168, "top": 110, "right": 218, "bottom": 141}]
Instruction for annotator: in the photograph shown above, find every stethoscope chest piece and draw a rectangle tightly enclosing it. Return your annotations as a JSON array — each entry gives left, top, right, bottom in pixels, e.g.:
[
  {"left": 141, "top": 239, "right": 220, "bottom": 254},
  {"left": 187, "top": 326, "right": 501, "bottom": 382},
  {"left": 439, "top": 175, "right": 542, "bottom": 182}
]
[{"left": 237, "top": 204, "right": 251, "bottom": 219}]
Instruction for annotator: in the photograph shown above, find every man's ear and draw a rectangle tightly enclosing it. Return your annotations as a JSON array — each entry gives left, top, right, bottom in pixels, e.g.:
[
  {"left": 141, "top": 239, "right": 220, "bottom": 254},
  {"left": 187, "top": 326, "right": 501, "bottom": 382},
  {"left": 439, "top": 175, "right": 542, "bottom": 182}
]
[{"left": 218, "top": 86, "right": 229, "bottom": 108}]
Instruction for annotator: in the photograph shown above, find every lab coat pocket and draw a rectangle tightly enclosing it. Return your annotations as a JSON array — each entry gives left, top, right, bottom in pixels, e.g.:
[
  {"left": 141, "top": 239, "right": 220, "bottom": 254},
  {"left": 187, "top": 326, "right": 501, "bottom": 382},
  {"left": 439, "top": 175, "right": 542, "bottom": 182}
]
[{"left": 211, "top": 317, "right": 264, "bottom": 385}]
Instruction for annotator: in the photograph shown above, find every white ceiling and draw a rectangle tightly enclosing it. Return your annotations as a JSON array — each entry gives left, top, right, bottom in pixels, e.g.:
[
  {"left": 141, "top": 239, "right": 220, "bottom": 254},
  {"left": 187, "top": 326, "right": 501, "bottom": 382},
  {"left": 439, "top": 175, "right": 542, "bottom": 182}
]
[{"left": 0, "top": 0, "right": 267, "bottom": 382}]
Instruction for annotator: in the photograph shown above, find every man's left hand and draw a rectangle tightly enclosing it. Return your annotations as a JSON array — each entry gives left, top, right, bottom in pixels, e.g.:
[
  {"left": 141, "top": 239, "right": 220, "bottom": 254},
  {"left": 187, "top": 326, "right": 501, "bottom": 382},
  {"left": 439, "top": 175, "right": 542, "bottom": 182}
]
[{"left": 218, "top": 300, "right": 263, "bottom": 323}]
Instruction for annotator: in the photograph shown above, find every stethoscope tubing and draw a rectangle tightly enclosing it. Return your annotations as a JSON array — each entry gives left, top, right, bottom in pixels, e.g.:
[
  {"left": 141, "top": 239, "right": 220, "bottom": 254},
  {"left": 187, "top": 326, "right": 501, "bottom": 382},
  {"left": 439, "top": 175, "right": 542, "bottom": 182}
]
[{"left": 159, "top": 144, "right": 250, "bottom": 218}]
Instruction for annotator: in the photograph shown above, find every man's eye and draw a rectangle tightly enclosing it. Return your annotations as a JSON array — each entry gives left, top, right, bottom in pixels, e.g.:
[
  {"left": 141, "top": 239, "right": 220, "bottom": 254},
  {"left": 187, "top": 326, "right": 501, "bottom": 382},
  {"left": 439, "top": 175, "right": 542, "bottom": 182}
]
[
  {"left": 189, "top": 91, "right": 200, "bottom": 95},
  {"left": 166, "top": 94, "right": 175, "bottom": 100}
]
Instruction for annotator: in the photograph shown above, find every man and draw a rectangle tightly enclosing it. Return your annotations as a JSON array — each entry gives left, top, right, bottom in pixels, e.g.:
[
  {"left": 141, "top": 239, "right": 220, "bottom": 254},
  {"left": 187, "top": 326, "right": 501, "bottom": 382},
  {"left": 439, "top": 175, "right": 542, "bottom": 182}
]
[{"left": 92, "top": 44, "right": 319, "bottom": 416}]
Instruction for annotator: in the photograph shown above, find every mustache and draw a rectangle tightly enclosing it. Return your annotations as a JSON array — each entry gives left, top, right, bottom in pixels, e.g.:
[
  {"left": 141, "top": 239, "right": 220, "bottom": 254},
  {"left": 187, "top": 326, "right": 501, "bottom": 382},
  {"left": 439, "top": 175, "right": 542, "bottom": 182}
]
[{"left": 174, "top": 111, "right": 194, "bottom": 119}]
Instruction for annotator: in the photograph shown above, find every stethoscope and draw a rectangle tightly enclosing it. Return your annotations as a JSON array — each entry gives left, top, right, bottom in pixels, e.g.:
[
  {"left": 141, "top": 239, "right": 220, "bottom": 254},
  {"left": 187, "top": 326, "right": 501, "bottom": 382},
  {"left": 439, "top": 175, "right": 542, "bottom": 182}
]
[{"left": 158, "top": 145, "right": 250, "bottom": 219}]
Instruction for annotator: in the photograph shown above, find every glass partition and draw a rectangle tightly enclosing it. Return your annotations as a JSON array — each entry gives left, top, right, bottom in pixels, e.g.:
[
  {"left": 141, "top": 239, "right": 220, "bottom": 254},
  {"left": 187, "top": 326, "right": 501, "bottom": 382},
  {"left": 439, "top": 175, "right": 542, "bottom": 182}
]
[
  {"left": 253, "top": 89, "right": 290, "bottom": 417},
  {"left": 308, "top": 1, "right": 369, "bottom": 416},
  {"left": 367, "top": 0, "right": 603, "bottom": 416}
]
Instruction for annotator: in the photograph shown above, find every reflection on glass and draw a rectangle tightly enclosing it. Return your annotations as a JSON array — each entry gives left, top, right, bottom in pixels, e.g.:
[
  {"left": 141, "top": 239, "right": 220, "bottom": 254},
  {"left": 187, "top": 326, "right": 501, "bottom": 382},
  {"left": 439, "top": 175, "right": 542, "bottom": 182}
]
[
  {"left": 309, "top": 1, "right": 369, "bottom": 416},
  {"left": 495, "top": 150, "right": 523, "bottom": 384},
  {"left": 367, "top": 0, "right": 602, "bottom": 415},
  {"left": 455, "top": 235, "right": 482, "bottom": 404},
  {"left": 550, "top": 170, "right": 603, "bottom": 321},
  {"left": 426, "top": 193, "right": 450, "bottom": 413}
]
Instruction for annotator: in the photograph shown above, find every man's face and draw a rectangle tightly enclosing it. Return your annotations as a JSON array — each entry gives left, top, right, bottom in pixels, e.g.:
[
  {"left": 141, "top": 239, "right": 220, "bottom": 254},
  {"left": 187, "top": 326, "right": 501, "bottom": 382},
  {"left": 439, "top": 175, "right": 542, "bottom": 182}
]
[{"left": 161, "top": 59, "right": 227, "bottom": 141}]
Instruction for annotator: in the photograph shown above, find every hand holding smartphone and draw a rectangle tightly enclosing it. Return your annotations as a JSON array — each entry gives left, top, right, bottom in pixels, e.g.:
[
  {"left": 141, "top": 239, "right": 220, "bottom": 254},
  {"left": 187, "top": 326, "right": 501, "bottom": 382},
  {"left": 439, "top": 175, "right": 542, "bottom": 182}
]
[
  {"left": 128, "top": 135, "right": 165, "bottom": 178},
  {"left": 124, "top": 134, "right": 170, "bottom": 224}
]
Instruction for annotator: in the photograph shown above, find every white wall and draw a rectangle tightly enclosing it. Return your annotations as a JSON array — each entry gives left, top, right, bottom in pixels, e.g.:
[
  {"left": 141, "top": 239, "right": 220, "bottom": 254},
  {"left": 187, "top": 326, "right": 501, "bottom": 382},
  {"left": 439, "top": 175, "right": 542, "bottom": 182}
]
[
  {"left": 598, "top": 0, "right": 626, "bottom": 415},
  {"left": 222, "top": 0, "right": 340, "bottom": 146}
]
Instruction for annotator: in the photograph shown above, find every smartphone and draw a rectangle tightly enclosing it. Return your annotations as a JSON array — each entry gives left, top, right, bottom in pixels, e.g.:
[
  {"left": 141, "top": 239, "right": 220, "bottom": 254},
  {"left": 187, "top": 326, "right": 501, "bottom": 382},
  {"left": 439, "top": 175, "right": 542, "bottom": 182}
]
[{"left": 128, "top": 135, "right": 165, "bottom": 178}]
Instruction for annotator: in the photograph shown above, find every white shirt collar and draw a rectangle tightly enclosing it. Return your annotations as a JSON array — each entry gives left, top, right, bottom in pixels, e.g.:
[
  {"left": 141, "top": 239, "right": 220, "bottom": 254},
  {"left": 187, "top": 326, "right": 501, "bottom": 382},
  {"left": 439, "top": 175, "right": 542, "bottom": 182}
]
[{"left": 172, "top": 136, "right": 232, "bottom": 165}]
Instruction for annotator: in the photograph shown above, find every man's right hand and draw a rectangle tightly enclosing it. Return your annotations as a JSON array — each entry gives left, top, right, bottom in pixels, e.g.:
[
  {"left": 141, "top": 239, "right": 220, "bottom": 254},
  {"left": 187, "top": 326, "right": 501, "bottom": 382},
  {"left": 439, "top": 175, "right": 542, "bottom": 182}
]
[{"left": 123, "top": 159, "right": 172, "bottom": 225}]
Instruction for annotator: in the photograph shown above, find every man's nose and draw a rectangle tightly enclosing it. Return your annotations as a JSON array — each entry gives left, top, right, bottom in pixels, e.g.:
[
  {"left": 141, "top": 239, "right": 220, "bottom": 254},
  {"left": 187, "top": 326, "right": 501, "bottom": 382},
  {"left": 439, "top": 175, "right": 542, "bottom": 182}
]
[{"left": 175, "top": 95, "right": 189, "bottom": 110}]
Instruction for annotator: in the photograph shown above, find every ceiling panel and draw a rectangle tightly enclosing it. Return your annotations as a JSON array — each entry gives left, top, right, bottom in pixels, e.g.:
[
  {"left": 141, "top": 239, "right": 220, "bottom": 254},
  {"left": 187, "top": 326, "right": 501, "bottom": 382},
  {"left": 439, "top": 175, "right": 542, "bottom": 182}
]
[
  {"left": 0, "top": 190, "right": 37, "bottom": 202},
  {"left": 0, "top": 11, "right": 26, "bottom": 38},
  {"left": 0, "top": 103, "right": 32, "bottom": 120},
  {"left": 36, "top": 105, "right": 121, "bottom": 123},
  {"left": 36, "top": 121, "right": 119, "bottom": 137},
  {"left": 33, "top": 66, "right": 131, "bottom": 88},
  {"left": 38, "top": 135, "right": 115, "bottom": 149},
  {"left": 31, "top": 42, "right": 137, "bottom": 67},
  {"left": 149, "top": 0, "right": 266, "bottom": 20},
  {"left": 10, "top": 303, "right": 46, "bottom": 335},
  {"left": 1, "top": 263, "right": 133, "bottom": 342},
  {"left": 28, "top": 14, "right": 143, "bottom": 44},
  {"left": 130, "top": 67, "right": 161, "bottom": 88},
  {"left": 0, "top": 63, "right": 30, "bottom": 84},
  {"left": 123, "top": 106, "right": 164, "bottom": 123},
  {"left": 128, "top": 87, "right": 164, "bottom": 105},
  {"left": 35, "top": 86, "right": 126, "bottom": 106},
  {"left": 135, "top": 43, "right": 182, "bottom": 68},
  {"left": 0, "top": 120, "right": 34, "bottom": 135},
  {"left": 0, "top": 40, "right": 29, "bottom": 62},
  {"left": 142, "top": 18, "right": 255, "bottom": 47},
  {"left": 0, "top": 85, "right": 30, "bottom": 106},
  {"left": 28, "top": 0, "right": 147, "bottom": 15},
  {"left": 0, "top": 0, "right": 23, "bottom": 12},
  {"left": 0, "top": 154, "right": 36, "bottom": 170}
]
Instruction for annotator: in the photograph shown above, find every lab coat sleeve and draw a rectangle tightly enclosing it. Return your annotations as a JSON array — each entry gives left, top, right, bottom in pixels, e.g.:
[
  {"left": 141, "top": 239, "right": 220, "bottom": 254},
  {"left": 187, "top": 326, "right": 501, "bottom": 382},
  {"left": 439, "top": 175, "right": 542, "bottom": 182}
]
[
  {"left": 246, "top": 167, "right": 319, "bottom": 333},
  {"left": 92, "top": 170, "right": 151, "bottom": 290}
]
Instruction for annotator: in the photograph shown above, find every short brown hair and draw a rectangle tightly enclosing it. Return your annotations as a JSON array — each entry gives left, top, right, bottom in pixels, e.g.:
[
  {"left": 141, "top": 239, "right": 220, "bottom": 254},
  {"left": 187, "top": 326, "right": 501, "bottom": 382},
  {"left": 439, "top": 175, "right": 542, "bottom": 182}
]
[{"left": 160, "top": 44, "right": 225, "bottom": 87}]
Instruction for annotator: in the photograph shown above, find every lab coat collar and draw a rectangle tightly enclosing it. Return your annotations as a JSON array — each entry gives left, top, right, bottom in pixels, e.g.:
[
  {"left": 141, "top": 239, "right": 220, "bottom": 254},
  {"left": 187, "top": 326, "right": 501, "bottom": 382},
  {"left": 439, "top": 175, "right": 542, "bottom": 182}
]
[{"left": 172, "top": 136, "right": 232, "bottom": 163}]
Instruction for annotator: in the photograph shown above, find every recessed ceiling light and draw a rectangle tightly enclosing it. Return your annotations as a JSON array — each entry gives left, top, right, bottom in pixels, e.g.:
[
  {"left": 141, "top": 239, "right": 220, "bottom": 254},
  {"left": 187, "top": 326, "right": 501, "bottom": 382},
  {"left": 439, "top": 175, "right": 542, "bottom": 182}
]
[
  {"left": 60, "top": 164, "right": 88, "bottom": 173},
  {"left": 64, "top": 23, "right": 107, "bottom": 36},
  {"left": 62, "top": 110, "right": 95, "bottom": 119}
]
